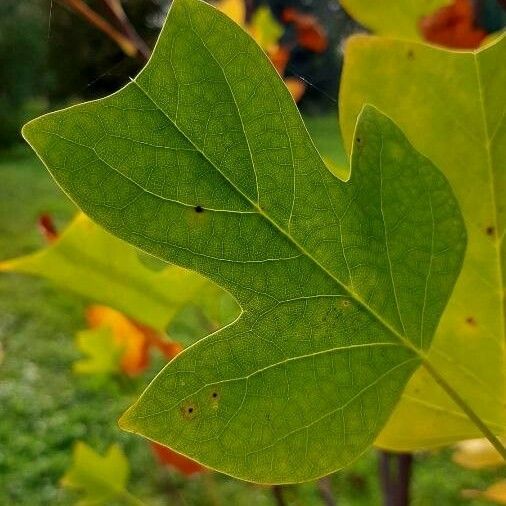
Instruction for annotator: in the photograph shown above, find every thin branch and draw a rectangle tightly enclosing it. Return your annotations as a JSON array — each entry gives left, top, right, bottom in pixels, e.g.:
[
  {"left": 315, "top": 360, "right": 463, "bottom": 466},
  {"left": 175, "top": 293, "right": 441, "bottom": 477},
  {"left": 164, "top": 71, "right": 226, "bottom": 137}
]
[
  {"left": 98, "top": 0, "right": 150, "bottom": 61},
  {"left": 378, "top": 451, "right": 413, "bottom": 506},
  {"left": 272, "top": 485, "right": 287, "bottom": 506},
  {"left": 56, "top": 0, "right": 147, "bottom": 61},
  {"left": 317, "top": 477, "right": 337, "bottom": 506}
]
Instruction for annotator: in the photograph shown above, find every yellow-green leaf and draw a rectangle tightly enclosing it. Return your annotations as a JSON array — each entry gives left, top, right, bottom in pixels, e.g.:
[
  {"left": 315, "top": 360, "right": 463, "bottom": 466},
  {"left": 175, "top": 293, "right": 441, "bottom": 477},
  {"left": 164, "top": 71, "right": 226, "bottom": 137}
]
[
  {"left": 250, "top": 6, "right": 284, "bottom": 52},
  {"left": 340, "top": 34, "right": 506, "bottom": 450},
  {"left": 73, "top": 326, "right": 122, "bottom": 375},
  {"left": 61, "top": 442, "right": 142, "bottom": 505},
  {"left": 340, "top": 0, "right": 451, "bottom": 40},
  {"left": 0, "top": 213, "right": 236, "bottom": 331}
]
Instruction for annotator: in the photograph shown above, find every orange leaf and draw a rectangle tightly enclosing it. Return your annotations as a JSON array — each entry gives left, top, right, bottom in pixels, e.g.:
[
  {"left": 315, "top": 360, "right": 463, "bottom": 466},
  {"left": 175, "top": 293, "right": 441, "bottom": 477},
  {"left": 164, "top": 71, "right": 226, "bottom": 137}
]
[
  {"left": 419, "top": 0, "right": 487, "bottom": 49},
  {"left": 86, "top": 305, "right": 181, "bottom": 376},
  {"left": 269, "top": 45, "right": 290, "bottom": 74},
  {"left": 133, "top": 321, "right": 183, "bottom": 360},
  {"left": 284, "top": 77, "right": 306, "bottom": 103},
  {"left": 282, "top": 8, "right": 328, "bottom": 53},
  {"left": 150, "top": 442, "right": 206, "bottom": 476}
]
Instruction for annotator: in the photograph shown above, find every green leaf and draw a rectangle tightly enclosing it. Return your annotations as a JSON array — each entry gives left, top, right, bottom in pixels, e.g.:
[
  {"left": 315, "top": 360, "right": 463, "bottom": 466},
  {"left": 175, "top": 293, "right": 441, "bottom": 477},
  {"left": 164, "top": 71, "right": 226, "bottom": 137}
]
[
  {"left": 22, "top": 0, "right": 466, "bottom": 483},
  {"left": 61, "top": 442, "right": 142, "bottom": 505},
  {"left": 0, "top": 213, "right": 235, "bottom": 331},
  {"left": 340, "top": 34, "right": 506, "bottom": 450},
  {"left": 340, "top": 0, "right": 451, "bottom": 40},
  {"left": 73, "top": 326, "right": 122, "bottom": 376}
]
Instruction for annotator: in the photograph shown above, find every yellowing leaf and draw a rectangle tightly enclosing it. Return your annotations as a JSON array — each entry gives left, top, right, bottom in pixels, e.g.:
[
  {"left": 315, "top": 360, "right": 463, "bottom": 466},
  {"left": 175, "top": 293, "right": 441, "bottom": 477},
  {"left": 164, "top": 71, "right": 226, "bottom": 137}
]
[
  {"left": 216, "top": 0, "right": 245, "bottom": 26},
  {"left": 340, "top": 0, "right": 451, "bottom": 40},
  {"left": 340, "top": 34, "right": 506, "bottom": 450},
  {"left": 463, "top": 481, "right": 506, "bottom": 504},
  {"left": 0, "top": 213, "right": 236, "bottom": 331},
  {"left": 250, "top": 6, "right": 284, "bottom": 52},
  {"left": 61, "top": 442, "right": 141, "bottom": 505},
  {"left": 453, "top": 439, "right": 506, "bottom": 470},
  {"left": 74, "top": 326, "right": 122, "bottom": 375}
]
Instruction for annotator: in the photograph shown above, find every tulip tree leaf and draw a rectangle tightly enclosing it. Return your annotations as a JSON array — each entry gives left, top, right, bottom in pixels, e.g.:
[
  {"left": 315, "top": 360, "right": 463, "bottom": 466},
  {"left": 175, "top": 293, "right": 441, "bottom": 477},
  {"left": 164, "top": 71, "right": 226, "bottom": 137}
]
[
  {"left": 61, "top": 442, "right": 142, "bottom": 505},
  {"left": 340, "top": 34, "right": 506, "bottom": 450},
  {"left": 340, "top": 0, "right": 451, "bottom": 40},
  {"left": 0, "top": 213, "right": 235, "bottom": 331},
  {"left": 22, "top": 0, "right": 466, "bottom": 483},
  {"left": 73, "top": 326, "right": 122, "bottom": 376}
]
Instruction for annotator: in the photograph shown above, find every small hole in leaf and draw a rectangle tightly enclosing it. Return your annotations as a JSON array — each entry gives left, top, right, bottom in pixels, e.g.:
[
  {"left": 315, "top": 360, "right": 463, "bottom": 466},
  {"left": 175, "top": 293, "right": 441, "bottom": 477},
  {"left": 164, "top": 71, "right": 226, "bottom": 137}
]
[
  {"left": 195, "top": 205, "right": 204, "bottom": 213},
  {"left": 486, "top": 226, "right": 495, "bottom": 236}
]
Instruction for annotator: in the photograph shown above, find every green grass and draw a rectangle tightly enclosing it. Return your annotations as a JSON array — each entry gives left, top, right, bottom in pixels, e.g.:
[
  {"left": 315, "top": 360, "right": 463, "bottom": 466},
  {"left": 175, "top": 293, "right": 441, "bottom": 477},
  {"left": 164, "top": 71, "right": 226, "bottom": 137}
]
[{"left": 0, "top": 126, "right": 503, "bottom": 505}]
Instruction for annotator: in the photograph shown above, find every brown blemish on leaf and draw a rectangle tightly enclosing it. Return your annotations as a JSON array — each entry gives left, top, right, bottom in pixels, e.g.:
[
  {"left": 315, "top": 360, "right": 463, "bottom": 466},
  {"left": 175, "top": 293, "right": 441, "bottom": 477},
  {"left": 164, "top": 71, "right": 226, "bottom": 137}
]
[
  {"left": 181, "top": 403, "right": 197, "bottom": 420},
  {"left": 407, "top": 49, "right": 415, "bottom": 60},
  {"left": 195, "top": 205, "right": 204, "bottom": 214},
  {"left": 486, "top": 226, "right": 495, "bottom": 237},
  {"left": 465, "top": 316, "right": 477, "bottom": 327}
]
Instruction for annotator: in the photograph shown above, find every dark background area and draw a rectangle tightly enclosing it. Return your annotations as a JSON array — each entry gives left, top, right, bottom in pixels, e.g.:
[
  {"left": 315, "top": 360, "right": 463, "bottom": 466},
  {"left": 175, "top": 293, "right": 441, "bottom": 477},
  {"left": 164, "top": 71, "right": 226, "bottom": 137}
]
[{"left": 0, "top": 0, "right": 362, "bottom": 147}]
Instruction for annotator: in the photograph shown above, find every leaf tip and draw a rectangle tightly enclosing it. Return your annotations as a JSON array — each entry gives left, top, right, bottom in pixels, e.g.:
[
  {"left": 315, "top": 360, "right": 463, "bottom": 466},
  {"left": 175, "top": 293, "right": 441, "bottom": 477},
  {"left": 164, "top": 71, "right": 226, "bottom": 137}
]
[
  {"left": 21, "top": 117, "right": 39, "bottom": 147},
  {"left": 118, "top": 403, "right": 139, "bottom": 433}
]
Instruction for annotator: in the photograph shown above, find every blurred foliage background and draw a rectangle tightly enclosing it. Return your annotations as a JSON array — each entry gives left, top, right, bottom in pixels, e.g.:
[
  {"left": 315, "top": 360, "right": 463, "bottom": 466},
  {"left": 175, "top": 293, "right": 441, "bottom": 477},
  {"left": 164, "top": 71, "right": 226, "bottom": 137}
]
[{"left": 0, "top": 0, "right": 361, "bottom": 147}]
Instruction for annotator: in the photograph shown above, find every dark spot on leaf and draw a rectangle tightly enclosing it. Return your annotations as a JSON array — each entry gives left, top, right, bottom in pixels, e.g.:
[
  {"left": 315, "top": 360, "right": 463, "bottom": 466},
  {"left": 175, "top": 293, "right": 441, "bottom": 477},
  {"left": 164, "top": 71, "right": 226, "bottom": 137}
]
[
  {"left": 212, "top": 392, "right": 218, "bottom": 399},
  {"left": 181, "top": 403, "right": 196, "bottom": 419},
  {"left": 195, "top": 205, "right": 204, "bottom": 213},
  {"left": 407, "top": 49, "right": 415, "bottom": 60},
  {"left": 466, "top": 316, "right": 477, "bottom": 327},
  {"left": 356, "top": 137, "right": 361, "bottom": 144},
  {"left": 486, "top": 226, "right": 495, "bottom": 237}
]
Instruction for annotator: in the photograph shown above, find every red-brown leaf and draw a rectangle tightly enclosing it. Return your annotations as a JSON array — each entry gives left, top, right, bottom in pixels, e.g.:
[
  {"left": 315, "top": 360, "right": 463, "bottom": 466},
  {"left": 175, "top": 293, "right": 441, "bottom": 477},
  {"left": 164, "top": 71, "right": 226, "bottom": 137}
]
[{"left": 420, "top": 0, "right": 487, "bottom": 49}]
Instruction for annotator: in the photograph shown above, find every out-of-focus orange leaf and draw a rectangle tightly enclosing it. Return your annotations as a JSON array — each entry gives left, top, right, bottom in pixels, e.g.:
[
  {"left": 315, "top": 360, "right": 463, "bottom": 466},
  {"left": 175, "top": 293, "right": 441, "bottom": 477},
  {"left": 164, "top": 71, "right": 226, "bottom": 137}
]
[
  {"left": 463, "top": 480, "right": 506, "bottom": 504},
  {"left": 453, "top": 439, "right": 505, "bottom": 470},
  {"left": 269, "top": 45, "right": 290, "bottom": 74},
  {"left": 133, "top": 321, "right": 183, "bottom": 360},
  {"left": 151, "top": 442, "right": 206, "bottom": 476},
  {"left": 38, "top": 213, "right": 58, "bottom": 243},
  {"left": 86, "top": 305, "right": 181, "bottom": 376},
  {"left": 284, "top": 77, "right": 306, "bottom": 103},
  {"left": 419, "top": 0, "right": 487, "bottom": 49},
  {"left": 282, "top": 8, "right": 328, "bottom": 53}
]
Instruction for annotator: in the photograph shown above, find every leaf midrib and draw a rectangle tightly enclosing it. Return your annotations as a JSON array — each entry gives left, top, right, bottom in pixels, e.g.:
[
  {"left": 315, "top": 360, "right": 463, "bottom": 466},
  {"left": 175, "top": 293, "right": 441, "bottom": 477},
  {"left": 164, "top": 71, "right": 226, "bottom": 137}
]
[
  {"left": 473, "top": 52, "right": 506, "bottom": 342},
  {"left": 128, "top": 77, "right": 420, "bottom": 357}
]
